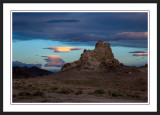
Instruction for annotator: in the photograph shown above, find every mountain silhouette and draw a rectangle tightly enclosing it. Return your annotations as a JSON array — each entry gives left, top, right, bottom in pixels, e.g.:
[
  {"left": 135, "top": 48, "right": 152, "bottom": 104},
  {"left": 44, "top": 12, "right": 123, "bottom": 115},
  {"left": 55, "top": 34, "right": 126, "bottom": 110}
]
[{"left": 13, "top": 66, "right": 53, "bottom": 78}]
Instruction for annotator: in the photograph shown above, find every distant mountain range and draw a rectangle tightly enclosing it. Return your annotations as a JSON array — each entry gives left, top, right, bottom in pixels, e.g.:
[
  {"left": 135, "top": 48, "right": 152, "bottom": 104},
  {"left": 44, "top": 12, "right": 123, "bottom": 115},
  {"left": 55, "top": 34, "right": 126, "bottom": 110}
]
[{"left": 13, "top": 66, "right": 53, "bottom": 78}]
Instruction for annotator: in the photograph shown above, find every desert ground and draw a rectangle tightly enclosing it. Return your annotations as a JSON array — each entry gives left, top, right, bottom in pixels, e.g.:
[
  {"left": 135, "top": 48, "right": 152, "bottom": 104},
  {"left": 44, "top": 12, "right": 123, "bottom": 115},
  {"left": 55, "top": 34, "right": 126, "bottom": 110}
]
[{"left": 12, "top": 66, "right": 147, "bottom": 103}]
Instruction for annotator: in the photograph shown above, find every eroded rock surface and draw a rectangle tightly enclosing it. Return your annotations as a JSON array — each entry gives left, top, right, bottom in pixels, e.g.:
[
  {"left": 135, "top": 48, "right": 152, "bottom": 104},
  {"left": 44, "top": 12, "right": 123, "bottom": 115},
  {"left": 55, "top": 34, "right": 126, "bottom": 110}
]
[{"left": 61, "top": 40, "right": 121, "bottom": 71}]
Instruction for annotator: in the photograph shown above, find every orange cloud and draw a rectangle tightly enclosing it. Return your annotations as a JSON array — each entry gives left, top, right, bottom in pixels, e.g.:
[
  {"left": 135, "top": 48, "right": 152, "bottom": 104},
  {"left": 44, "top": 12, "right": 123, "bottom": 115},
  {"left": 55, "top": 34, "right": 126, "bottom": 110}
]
[
  {"left": 45, "top": 47, "right": 83, "bottom": 53},
  {"left": 133, "top": 53, "right": 148, "bottom": 56},
  {"left": 42, "top": 55, "right": 65, "bottom": 67}
]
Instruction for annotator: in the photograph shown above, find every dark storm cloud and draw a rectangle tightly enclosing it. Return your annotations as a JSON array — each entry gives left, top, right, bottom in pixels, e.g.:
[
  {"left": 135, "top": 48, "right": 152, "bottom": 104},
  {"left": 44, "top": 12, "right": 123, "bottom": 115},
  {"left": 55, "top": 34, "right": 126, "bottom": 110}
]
[
  {"left": 13, "top": 61, "right": 42, "bottom": 68},
  {"left": 109, "top": 32, "right": 148, "bottom": 40},
  {"left": 13, "top": 12, "right": 148, "bottom": 47},
  {"left": 47, "top": 19, "right": 80, "bottom": 23},
  {"left": 48, "top": 32, "right": 107, "bottom": 42},
  {"left": 109, "top": 40, "right": 148, "bottom": 48},
  {"left": 48, "top": 31, "right": 147, "bottom": 42}
]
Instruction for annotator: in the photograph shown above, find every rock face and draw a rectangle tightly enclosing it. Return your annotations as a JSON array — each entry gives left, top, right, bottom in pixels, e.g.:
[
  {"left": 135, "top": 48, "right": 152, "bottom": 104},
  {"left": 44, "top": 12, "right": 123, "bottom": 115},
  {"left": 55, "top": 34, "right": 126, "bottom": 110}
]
[{"left": 61, "top": 40, "right": 121, "bottom": 71}]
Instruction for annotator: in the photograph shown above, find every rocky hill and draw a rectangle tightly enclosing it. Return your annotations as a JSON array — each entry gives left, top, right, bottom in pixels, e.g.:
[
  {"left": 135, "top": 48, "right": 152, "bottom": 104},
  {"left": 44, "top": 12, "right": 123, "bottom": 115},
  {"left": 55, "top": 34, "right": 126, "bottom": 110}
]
[
  {"left": 61, "top": 40, "right": 139, "bottom": 73},
  {"left": 13, "top": 66, "right": 53, "bottom": 78}
]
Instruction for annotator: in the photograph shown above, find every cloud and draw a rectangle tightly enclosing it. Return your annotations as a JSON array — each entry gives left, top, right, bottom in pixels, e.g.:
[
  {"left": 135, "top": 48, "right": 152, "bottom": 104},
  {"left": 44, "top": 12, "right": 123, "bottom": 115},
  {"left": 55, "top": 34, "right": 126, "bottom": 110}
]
[
  {"left": 129, "top": 51, "right": 148, "bottom": 56},
  {"left": 109, "top": 40, "right": 147, "bottom": 48},
  {"left": 13, "top": 61, "right": 42, "bottom": 68},
  {"left": 48, "top": 31, "right": 147, "bottom": 43},
  {"left": 129, "top": 51, "right": 146, "bottom": 53},
  {"left": 133, "top": 53, "right": 148, "bottom": 56},
  {"left": 47, "top": 32, "right": 109, "bottom": 43},
  {"left": 47, "top": 19, "right": 80, "bottom": 23},
  {"left": 42, "top": 55, "right": 65, "bottom": 67},
  {"left": 110, "top": 32, "right": 148, "bottom": 40},
  {"left": 13, "top": 12, "right": 148, "bottom": 47},
  {"left": 44, "top": 47, "right": 83, "bottom": 53}
]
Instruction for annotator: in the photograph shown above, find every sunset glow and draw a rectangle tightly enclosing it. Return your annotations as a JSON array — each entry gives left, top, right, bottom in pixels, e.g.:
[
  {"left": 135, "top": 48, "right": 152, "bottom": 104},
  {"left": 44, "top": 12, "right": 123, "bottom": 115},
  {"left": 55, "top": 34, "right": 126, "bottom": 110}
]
[
  {"left": 133, "top": 53, "right": 148, "bottom": 56},
  {"left": 43, "top": 55, "right": 61, "bottom": 58},
  {"left": 42, "top": 55, "right": 65, "bottom": 67},
  {"left": 45, "top": 47, "right": 83, "bottom": 53}
]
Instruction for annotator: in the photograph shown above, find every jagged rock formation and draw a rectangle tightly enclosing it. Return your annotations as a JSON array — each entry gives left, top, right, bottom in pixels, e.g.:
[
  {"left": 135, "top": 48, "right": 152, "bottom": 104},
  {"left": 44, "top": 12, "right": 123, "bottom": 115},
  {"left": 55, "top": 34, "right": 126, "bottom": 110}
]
[
  {"left": 13, "top": 66, "right": 53, "bottom": 78},
  {"left": 61, "top": 40, "right": 122, "bottom": 71},
  {"left": 61, "top": 40, "right": 140, "bottom": 73}
]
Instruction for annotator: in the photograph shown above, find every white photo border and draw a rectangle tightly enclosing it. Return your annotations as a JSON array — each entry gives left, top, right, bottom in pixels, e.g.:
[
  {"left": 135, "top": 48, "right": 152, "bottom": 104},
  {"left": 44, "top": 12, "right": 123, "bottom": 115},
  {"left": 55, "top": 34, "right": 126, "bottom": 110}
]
[{"left": 3, "top": 3, "right": 157, "bottom": 112}]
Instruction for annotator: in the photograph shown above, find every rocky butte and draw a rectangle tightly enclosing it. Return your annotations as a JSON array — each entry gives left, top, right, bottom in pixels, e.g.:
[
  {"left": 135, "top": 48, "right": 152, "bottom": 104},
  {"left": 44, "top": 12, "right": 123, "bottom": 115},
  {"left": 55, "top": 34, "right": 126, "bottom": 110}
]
[
  {"left": 61, "top": 40, "right": 139, "bottom": 73},
  {"left": 61, "top": 40, "right": 138, "bottom": 73}
]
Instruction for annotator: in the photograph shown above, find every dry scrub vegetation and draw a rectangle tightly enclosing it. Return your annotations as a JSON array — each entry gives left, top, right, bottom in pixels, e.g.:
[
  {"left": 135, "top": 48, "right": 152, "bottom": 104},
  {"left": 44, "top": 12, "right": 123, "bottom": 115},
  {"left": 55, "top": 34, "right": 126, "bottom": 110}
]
[{"left": 13, "top": 67, "right": 148, "bottom": 103}]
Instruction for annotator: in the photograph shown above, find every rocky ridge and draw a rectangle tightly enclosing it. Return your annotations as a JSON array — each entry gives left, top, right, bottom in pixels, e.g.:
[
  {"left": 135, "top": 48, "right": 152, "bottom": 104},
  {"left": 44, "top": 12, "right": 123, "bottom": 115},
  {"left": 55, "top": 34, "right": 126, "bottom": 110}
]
[{"left": 13, "top": 66, "right": 53, "bottom": 78}]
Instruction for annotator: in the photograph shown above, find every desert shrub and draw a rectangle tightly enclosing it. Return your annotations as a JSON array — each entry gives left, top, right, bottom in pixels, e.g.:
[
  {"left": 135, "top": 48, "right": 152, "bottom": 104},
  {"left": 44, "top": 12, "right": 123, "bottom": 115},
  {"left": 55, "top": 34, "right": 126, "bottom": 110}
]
[
  {"left": 94, "top": 89, "right": 105, "bottom": 95},
  {"left": 13, "top": 83, "right": 22, "bottom": 89},
  {"left": 145, "top": 64, "right": 148, "bottom": 67},
  {"left": 141, "top": 88, "right": 147, "bottom": 91},
  {"left": 111, "top": 92, "right": 122, "bottom": 97},
  {"left": 108, "top": 90, "right": 123, "bottom": 97},
  {"left": 50, "top": 86, "right": 58, "bottom": 92},
  {"left": 41, "top": 99, "right": 51, "bottom": 102},
  {"left": 127, "top": 92, "right": 140, "bottom": 99},
  {"left": 13, "top": 94, "right": 17, "bottom": 97},
  {"left": 144, "top": 96, "right": 148, "bottom": 101},
  {"left": 59, "top": 88, "right": 74, "bottom": 94},
  {"left": 18, "top": 91, "right": 31, "bottom": 96},
  {"left": 33, "top": 90, "right": 44, "bottom": 97},
  {"left": 75, "top": 90, "right": 83, "bottom": 95},
  {"left": 111, "top": 92, "right": 119, "bottom": 97}
]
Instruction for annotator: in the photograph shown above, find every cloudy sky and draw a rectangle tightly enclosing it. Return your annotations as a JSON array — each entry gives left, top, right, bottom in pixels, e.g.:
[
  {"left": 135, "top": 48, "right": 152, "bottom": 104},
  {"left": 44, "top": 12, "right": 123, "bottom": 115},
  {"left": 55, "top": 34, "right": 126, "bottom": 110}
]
[{"left": 12, "top": 12, "right": 148, "bottom": 72}]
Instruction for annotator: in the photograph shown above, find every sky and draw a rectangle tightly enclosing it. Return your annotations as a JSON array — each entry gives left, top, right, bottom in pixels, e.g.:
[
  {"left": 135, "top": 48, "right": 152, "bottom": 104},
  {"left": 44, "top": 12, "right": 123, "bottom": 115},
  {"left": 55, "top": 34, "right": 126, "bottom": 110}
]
[{"left": 12, "top": 12, "right": 148, "bottom": 72}]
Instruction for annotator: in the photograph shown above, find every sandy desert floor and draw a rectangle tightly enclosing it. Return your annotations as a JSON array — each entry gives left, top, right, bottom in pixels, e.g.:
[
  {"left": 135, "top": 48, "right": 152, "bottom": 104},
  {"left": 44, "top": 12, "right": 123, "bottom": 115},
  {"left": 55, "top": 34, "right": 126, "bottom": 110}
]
[{"left": 12, "top": 67, "right": 148, "bottom": 103}]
